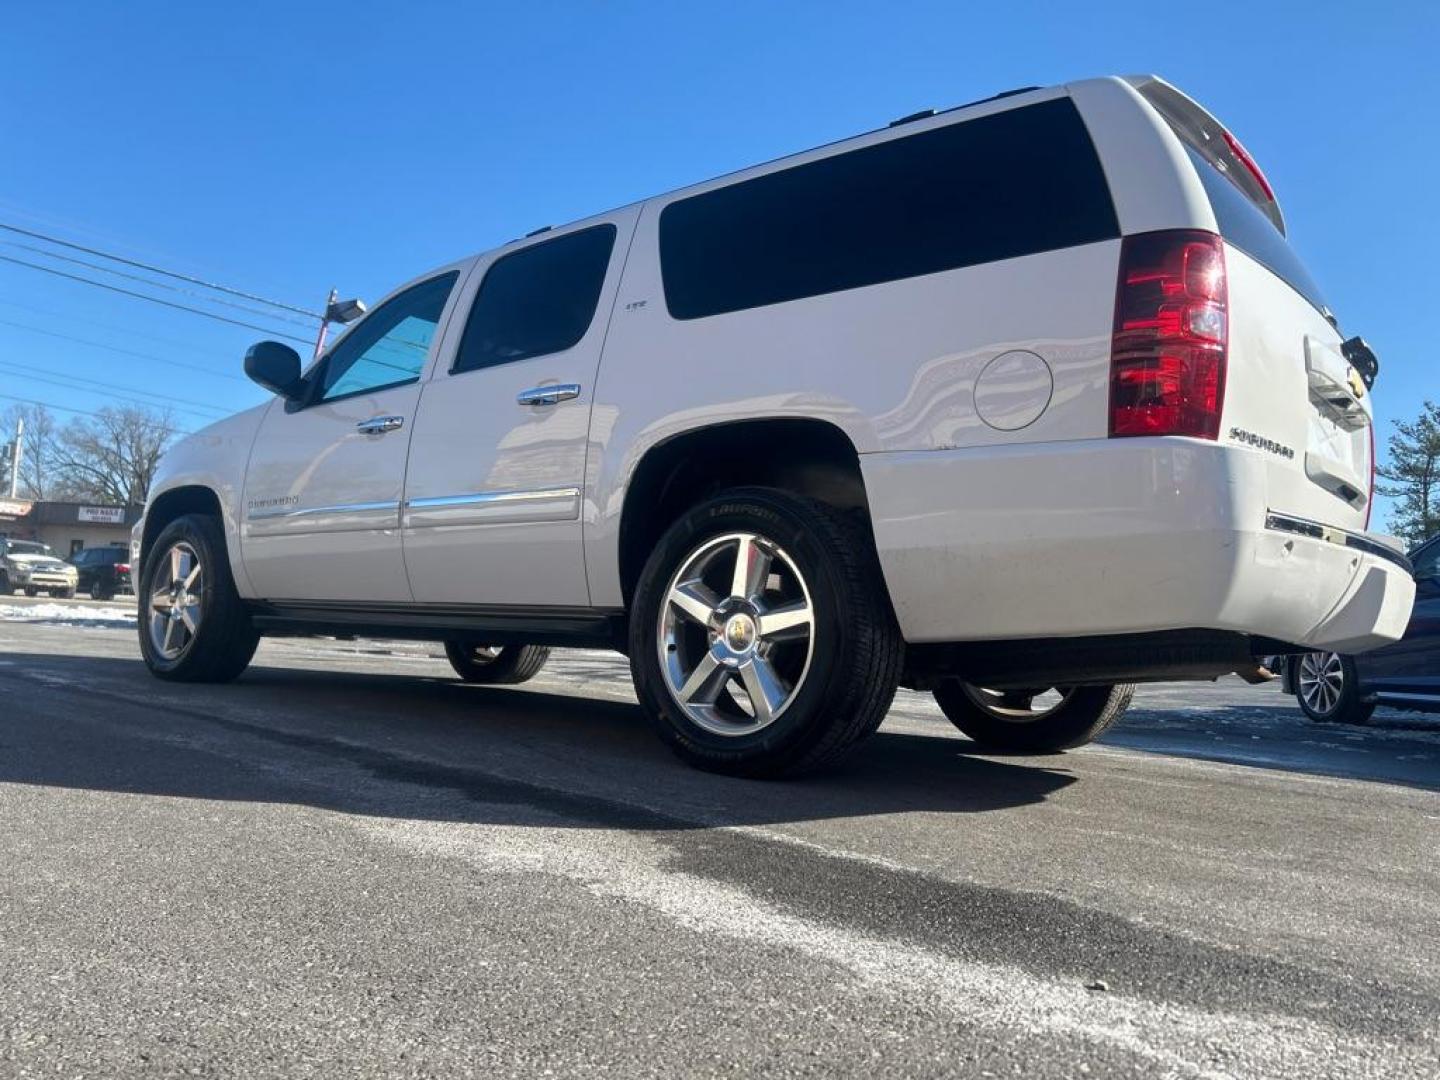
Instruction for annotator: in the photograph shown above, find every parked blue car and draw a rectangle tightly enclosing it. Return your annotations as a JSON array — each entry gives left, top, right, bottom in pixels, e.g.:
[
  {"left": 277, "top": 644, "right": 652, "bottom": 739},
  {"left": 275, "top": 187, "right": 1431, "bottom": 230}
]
[{"left": 1284, "top": 535, "right": 1440, "bottom": 723}]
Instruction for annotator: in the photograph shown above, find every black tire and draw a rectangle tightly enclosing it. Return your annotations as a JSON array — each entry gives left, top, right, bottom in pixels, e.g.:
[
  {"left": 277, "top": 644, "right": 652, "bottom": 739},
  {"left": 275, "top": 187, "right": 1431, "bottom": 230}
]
[
  {"left": 1291, "top": 652, "right": 1374, "bottom": 725},
  {"left": 23, "top": 587, "right": 37, "bottom": 597},
  {"left": 629, "top": 486, "right": 903, "bottom": 778},
  {"left": 54, "top": 588, "right": 75, "bottom": 599},
  {"left": 92, "top": 582, "right": 113, "bottom": 602},
  {"left": 137, "top": 513, "right": 259, "bottom": 683},
  {"left": 444, "top": 641, "right": 551, "bottom": 684},
  {"left": 934, "top": 682, "right": 1134, "bottom": 752}
]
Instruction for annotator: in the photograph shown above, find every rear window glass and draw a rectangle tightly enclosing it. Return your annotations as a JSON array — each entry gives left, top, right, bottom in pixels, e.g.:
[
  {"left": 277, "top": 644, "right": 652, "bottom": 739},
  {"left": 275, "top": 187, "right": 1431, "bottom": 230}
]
[
  {"left": 1185, "top": 147, "right": 1327, "bottom": 316},
  {"left": 453, "top": 224, "right": 617, "bottom": 374},
  {"left": 659, "top": 98, "right": 1119, "bottom": 320}
]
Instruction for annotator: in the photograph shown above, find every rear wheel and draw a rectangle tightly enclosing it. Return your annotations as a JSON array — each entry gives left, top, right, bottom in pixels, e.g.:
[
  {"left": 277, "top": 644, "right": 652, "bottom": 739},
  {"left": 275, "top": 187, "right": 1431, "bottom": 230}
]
[
  {"left": 54, "top": 588, "right": 75, "bottom": 599},
  {"left": 92, "top": 580, "right": 113, "bottom": 601},
  {"left": 444, "top": 642, "right": 551, "bottom": 685},
  {"left": 629, "top": 487, "right": 902, "bottom": 778},
  {"left": 138, "top": 514, "right": 259, "bottom": 683},
  {"left": 1293, "top": 651, "right": 1374, "bottom": 725},
  {"left": 23, "top": 587, "right": 37, "bottom": 597},
  {"left": 933, "top": 682, "right": 1134, "bottom": 751}
]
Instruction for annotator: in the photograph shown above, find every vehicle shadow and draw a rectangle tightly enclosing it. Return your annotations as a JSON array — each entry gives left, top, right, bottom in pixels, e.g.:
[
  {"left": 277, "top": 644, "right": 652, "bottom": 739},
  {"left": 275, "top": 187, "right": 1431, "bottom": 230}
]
[{"left": 0, "top": 652, "right": 1078, "bottom": 831}]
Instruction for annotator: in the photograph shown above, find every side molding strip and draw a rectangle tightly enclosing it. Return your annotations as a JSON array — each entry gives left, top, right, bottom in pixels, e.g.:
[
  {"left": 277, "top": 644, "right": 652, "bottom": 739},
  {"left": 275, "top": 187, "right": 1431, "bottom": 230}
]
[{"left": 403, "top": 487, "right": 581, "bottom": 527}]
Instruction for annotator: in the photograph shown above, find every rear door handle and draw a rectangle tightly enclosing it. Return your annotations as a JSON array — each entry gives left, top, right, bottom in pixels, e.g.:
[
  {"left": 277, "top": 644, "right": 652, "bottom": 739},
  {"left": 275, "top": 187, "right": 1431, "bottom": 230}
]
[
  {"left": 357, "top": 415, "right": 405, "bottom": 435},
  {"left": 517, "top": 383, "right": 581, "bottom": 407}
]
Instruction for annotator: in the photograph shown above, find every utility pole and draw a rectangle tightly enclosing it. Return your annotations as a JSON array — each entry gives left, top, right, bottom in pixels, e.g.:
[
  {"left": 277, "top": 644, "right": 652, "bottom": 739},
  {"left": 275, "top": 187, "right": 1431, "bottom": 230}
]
[
  {"left": 8, "top": 416, "right": 22, "bottom": 499},
  {"left": 311, "top": 287, "right": 366, "bottom": 360},
  {"left": 312, "top": 287, "right": 338, "bottom": 361}
]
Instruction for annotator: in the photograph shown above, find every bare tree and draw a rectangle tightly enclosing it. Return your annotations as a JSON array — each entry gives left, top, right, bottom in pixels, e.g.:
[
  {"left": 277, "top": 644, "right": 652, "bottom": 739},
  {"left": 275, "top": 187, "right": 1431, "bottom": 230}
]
[
  {"left": 1377, "top": 400, "right": 1440, "bottom": 546},
  {"left": 0, "top": 403, "right": 62, "bottom": 500},
  {"left": 52, "top": 405, "right": 178, "bottom": 506}
]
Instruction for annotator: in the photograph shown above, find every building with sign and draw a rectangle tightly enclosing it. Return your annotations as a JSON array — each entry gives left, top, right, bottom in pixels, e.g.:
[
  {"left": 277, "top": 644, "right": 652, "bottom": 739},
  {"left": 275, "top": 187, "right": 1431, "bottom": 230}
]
[{"left": 0, "top": 500, "right": 141, "bottom": 556}]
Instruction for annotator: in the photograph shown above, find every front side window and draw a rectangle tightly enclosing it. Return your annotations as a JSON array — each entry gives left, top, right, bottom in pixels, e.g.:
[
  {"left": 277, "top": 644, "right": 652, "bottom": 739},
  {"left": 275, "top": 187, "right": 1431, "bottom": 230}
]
[
  {"left": 318, "top": 271, "right": 459, "bottom": 402},
  {"left": 452, "top": 224, "right": 616, "bottom": 375}
]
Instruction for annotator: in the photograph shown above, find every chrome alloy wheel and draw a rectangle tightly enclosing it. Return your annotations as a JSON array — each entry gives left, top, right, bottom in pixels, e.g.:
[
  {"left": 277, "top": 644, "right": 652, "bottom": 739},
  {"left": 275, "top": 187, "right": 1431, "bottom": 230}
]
[
  {"left": 1297, "top": 651, "right": 1344, "bottom": 716},
  {"left": 148, "top": 541, "right": 203, "bottom": 661},
  {"left": 962, "top": 686, "right": 1076, "bottom": 723},
  {"left": 658, "top": 531, "right": 815, "bottom": 737}
]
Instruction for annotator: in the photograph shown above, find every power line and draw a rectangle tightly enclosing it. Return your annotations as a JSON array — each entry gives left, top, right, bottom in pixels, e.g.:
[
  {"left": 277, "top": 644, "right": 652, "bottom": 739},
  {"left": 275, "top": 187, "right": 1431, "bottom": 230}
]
[
  {"left": 0, "top": 364, "right": 225, "bottom": 423},
  {"left": 0, "top": 221, "right": 324, "bottom": 319},
  {"left": 2, "top": 241, "right": 319, "bottom": 329},
  {"left": 0, "top": 392, "right": 195, "bottom": 434},
  {"left": 0, "top": 317, "right": 249, "bottom": 382},
  {"left": 0, "top": 297, "right": 237, "bottom": 360},
  {"left": 0, "top": 254, "right": 314, "bottom": 345},
  {"left": 0, "top": 358, "right": 229, "bottom": 416}
]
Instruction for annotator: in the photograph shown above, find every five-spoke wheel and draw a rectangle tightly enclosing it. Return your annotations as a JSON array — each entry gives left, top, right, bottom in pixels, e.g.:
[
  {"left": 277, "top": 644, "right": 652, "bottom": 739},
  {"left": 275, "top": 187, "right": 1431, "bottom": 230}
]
[
  {"left": 630, "top": 487, "right": 902, "bottom": 777},
  {"left": 659, "top": 531, "right": 815, "bottom": 736},
  {"left": 933, "top": 681, "right": 1134, "bottom": 751},
  {"left": 444, "top": 641, "right": 551, "bottom": 684},
  {"left": 138, "top": 514, "right": 258, "bottom": 683},
  {"left": 148, "top": 541, "right": 204, "bottom": 661}
]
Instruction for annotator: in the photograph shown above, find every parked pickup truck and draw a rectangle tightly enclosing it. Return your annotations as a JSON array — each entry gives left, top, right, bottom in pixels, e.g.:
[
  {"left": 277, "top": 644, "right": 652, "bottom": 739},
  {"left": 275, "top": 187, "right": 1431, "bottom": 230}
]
[{"left": 133, "top": 75, "right": 1415, "bottom": 776}]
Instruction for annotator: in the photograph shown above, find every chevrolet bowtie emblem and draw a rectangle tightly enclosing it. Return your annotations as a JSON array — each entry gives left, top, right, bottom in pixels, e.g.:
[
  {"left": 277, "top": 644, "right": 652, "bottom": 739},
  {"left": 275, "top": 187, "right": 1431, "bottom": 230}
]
[{"left": 1347, "top": 366, "right": 1367, "bottom": 400}]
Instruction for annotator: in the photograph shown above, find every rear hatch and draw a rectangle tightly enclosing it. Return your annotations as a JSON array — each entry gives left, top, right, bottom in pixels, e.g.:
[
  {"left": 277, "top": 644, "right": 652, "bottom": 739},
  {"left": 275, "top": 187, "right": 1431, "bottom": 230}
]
[{"left": 1132, "top": 77, "right": 1376, "bottom": 536}]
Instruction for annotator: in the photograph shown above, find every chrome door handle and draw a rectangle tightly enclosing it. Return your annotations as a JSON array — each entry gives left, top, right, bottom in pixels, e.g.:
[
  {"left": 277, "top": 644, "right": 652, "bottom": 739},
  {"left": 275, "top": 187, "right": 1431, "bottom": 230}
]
[
  {"left": 356, "top": 415, "right": 404, "bottom": 435},
  {"left": 517, "top": 383, "right": 581, "bottom": 407}
]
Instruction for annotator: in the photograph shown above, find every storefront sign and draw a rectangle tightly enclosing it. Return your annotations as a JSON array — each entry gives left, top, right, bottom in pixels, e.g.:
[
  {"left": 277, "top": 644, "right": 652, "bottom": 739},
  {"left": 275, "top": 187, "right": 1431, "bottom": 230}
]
[{"left": 78, "top": 506, "right": 126, "bottom": 524}]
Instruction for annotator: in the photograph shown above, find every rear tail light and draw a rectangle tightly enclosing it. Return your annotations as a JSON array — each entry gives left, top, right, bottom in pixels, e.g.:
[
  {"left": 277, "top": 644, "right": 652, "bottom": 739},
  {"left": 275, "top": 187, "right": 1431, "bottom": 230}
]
[
  {"left": 117, "top": 563, "right": 130, "bottom": 574},
  {"left": 1110, "top": 229, "right": 1228, "bottom": 439}
]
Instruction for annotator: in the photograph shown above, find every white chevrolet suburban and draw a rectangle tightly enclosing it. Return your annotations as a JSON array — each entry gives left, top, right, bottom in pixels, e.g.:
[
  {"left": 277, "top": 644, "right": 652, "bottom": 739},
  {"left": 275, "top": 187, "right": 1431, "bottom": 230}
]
[{"left": 134, "top": 75, "right": 1415, "bottom": 776}]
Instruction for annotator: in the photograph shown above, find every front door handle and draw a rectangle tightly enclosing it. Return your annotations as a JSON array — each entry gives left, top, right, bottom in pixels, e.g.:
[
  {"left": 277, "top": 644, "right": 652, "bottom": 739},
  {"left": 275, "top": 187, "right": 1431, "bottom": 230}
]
[
  {"left": 517, "top": 383, "right": 581, "bottom": 407},
  {"left": 357, "top": 415, "right": 405, "bottom": 435}
]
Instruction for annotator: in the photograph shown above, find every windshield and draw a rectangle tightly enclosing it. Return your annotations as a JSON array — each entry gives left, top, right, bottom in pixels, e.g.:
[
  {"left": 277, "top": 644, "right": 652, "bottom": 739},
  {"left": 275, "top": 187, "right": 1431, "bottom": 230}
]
[{"left": 5, "top": 541, "right": 54, "bottom": 558}]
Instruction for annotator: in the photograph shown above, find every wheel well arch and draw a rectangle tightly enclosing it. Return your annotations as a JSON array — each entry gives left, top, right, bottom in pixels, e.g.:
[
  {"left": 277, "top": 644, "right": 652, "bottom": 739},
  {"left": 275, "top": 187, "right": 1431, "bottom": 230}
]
[
  {"left": 141, "top": 485, "right": 224, "bottom": 568},
  {"left": 617, "top": 418, "right": 869, "bottom": 606}
]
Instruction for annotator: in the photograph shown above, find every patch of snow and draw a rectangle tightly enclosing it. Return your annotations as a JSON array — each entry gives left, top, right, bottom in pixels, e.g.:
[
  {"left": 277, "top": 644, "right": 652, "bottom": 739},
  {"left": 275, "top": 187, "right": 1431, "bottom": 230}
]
[{"left": 0, "top": 602, "right": 137, "bottom": 627}]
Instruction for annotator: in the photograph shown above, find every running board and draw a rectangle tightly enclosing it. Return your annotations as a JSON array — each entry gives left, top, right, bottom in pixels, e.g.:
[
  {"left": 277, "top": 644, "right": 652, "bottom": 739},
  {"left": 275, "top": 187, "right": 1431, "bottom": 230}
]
[{"left": 247, "top": 600, "right": 626, "bottom": 650}]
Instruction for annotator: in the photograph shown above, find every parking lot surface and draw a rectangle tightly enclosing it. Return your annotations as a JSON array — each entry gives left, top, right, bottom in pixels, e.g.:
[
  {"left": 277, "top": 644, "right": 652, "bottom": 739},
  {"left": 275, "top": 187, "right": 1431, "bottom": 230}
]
[{"left": 1, "top": 601, "right": 1437, "bottom": 1078}]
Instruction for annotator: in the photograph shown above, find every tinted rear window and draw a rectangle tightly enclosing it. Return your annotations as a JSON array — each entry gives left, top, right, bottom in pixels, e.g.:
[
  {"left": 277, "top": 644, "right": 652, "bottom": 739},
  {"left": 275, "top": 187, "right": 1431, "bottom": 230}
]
[
  {"left": 453, "top": 224, "right": 617, "bottom": 374},
  {"left": 1185, "top": 147, "right": 1327, "bottom": 315},
  {"left": 659, "top": 98, "right": 1119, "bottom": 320}
]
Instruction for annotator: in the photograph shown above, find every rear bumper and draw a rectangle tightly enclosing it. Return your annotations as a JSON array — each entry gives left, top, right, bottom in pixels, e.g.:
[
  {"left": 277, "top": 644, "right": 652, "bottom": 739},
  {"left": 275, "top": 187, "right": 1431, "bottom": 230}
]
[{"left": 862, "top": 439, "right": 1415, "bottom": 654}]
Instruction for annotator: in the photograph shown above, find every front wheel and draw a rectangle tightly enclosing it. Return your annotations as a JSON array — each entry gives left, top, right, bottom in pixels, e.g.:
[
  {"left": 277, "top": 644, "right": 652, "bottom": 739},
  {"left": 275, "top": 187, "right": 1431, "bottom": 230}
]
[
  {"left": 933, "top": 682, "right": 1134, "bottom": 752},
  {"left": 444, "top": 642, "right": 551, "bottom": 684},
  {"left": 23, "top": 587, "right": 37, "bottom": 597},
  {"left": 53, "top": 588, "right": 75, "bottom": 599},
  {"left": 1293, "top": 651, "right": 1374, "bottom": 725},
  {"left": 138, "top": 514, "right": 259, "bottom": 683},
  {"left": 629, "top": 487, "right": 903, "bottom": 778}
]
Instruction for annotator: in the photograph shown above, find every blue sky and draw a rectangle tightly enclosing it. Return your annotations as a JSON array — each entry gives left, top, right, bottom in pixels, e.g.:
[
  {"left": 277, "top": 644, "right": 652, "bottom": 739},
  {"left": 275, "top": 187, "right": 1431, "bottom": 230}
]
[{"left": 2, "top": 2, "right": 1435, "bottom": 525}]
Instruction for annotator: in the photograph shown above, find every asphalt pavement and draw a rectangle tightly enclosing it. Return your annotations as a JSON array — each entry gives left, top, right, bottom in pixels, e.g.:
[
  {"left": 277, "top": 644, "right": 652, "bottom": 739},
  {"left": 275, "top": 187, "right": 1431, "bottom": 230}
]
[{"left": 1, "top": 598, "right": 1437, "bottom": 1078}]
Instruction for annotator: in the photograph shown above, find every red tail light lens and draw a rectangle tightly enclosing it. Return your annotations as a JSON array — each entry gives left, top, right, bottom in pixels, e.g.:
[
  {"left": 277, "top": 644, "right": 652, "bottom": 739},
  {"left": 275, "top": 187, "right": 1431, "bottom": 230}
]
[
  {"left": 1110, "top": 230, "right": 1228, "bottom": 439},
  {"left": 117, "top": 563, "right": 130, "bottom": 574}
]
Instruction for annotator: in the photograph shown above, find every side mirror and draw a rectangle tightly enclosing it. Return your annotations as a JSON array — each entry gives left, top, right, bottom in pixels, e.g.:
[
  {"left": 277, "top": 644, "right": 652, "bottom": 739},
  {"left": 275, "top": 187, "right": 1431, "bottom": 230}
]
[{"left": 244, "top": 341, "right": 305, "bottom": 400}]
